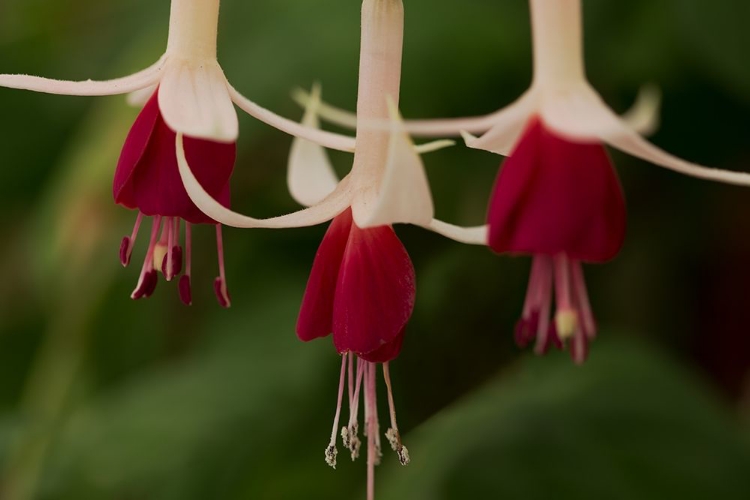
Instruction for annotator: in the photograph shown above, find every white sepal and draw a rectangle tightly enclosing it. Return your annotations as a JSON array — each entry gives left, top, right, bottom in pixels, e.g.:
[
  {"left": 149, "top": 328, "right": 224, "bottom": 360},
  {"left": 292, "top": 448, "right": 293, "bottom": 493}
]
[
  {"left": 424, "top": 220, "right": 488, "bottom": 245},
  {"left": 228, "top": 84, "right": 357, "bottom": 152},
  {"left": 538, "top": 84, "right": 609, "bottom": 143},
  {"left": 292, "top": 87, "right": 358, "bottom": 129},
  {"left": 0, "top": 55, "right": 166, "bottom": 96},
  {"left": 591, "top": 106, "right": 750, "bottom": 187},
  {"left": 354, "top": 99, "right": 434, "bottom": 228},
  {"left": 462, "top": 91, "right": 537, "bottom": 156},
  {"left": 293, "top": 86, "right": 503, "bottom": 138},
  {"left": 158, "top": 61, "right": 238, "bottom": 142},
  {"left": 177, "top": 134, "right": 353, "bottom": 228},
  {"left": 288, "top": 84, "right": 341, "bottom": 207},
  {"left": 414, "top": 139, "right": 455, "bottom": 154},
  {"left": 620, "top": 84, "right": 661, "bottom": 137}
]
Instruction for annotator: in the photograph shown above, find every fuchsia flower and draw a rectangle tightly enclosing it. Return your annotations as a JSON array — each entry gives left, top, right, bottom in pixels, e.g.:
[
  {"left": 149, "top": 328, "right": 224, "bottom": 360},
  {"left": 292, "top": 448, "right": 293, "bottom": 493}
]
[
  {"left": 0, "top": 0, "right": 352, "bottom": 306},
  {"left": 178, "top": 0, "right": 483, "bottom": 496},
  {"left": 300, "top": 0, "right": 750, "bottom": 363}
]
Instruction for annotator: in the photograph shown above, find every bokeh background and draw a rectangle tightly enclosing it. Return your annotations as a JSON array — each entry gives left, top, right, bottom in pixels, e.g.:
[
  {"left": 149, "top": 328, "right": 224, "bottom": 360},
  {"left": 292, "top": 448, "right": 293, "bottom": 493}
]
[{"left": 0, "top": 0, "right": 749, "bottom": 498}]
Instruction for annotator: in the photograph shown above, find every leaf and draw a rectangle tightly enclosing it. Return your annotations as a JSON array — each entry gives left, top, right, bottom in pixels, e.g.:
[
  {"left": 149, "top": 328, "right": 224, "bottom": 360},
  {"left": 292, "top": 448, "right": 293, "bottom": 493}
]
[{"left": 378, "top": 334, "right": 750, "bottom": 500}]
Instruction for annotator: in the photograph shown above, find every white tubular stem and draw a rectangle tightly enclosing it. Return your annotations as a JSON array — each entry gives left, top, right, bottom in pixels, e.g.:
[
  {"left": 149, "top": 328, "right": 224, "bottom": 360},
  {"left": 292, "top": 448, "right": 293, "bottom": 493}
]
[
  {"left": 530, "top": 0, "right": 585, "bottom": 87},
  {"left": 166, "top": 0, "right": 220, "bottom": 60},
  {"left": 357, "top": 0, "right": 404, "bottom": 124}
]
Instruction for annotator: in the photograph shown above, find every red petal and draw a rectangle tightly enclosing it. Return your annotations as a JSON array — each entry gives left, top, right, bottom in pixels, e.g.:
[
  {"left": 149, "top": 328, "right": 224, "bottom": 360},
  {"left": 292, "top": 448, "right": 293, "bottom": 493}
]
[
  {"left": 487, "top": 118, "right": 626, "bottom": 263},
  {"left": 359, "top": 329, "right": 405, "bottom": 363},
  {"left": 332, "top": 222, "right": 415, "bottom": 358},
  {"left": 114, "top": 91, "right": 236, "bottom": 224},
  {"left": 113, "top": 91, "right": 160, "bottom": 207},
  {"left": 296, "top": 209, "right": 354, "bottom": 342}
]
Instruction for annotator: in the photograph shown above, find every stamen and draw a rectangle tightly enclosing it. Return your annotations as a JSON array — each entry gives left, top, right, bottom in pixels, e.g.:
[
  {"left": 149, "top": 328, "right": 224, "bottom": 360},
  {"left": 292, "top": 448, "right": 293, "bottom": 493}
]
[
  {"left": 533, "top": 256, "right": 555, "bottom": 355},
  {"left": 162, "top": 217, "right": 175, "bottom": 281},
  {"left": 517, "top": 256, "right": 553, "bottom": 349},
  {"left": 571, "top": 260, "right": 596, "bottom": 339},
  {"left": 553, "top": 254, "right": 577, "bottom": 340},
  {"left": 383, "top": 363, "right": 409, "bottom": 466},
  {"left": 214, "top": 225, "right": 231, "bottom": 308},
  {"left": 119, "top": 212, "right": 143, "bottom": 267},
  {"left": 171, "top": 218, "right": 183, "bottom": 276},
  {"left": 161, "top": 218, "right": 183, "bottom": 281},
  {"left": 131, "top": 216, "right": 162, "bottom": 300},
  {"left": 325, "top": 354, "right": 348, "bottom": 469},
  {"left": 179, "top": 222, "right": 193, "bottom": 305},
  {"left": 344, "top": 358, "right": 365, "bottom": 461},
  {"left": 521, "top": 257, "right": 545, "bottom": 318},
  {"left": 347, "top": 352, "right": 355, "bottom": 410}
]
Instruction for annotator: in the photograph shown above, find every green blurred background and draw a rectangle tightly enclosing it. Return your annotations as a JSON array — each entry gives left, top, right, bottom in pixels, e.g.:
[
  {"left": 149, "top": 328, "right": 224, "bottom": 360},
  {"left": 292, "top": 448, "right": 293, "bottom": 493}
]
[{"left": 0, "top": 0, "right": 749, "bottom": 498}]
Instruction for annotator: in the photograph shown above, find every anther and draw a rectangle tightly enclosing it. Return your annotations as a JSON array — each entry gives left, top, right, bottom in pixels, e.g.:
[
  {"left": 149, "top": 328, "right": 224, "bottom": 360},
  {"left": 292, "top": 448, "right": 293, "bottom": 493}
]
[
  {"left": 131, "top": 269, "right": 158, "bottom": 299},
  {"left": 120, "top": 212, "right": 143, "bottom": 267},
  {"left": 325, "top": 445, "right": 338, "bottom": 469},
  {"left": 120, "top": 237, "right": 133, "bottom": 267},
  {"left": 179, "top": 275, "right": 192, "bottom": 305},
  {"left": 214, "top": 277, "right": 231, "bottom": 308},
  {"left": 161, "top": 245, "right": 183, "bottom": 280}
]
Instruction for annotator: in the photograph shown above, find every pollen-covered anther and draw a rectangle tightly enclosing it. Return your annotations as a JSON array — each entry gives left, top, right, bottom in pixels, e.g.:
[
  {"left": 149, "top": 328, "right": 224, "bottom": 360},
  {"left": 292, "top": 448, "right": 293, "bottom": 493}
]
[
  {"left": 397, "top": 445, "right": 410, "bottom": 466},
  {"left": 341, "top": 426, "right": 351, "bottom": 449},
  {"left": 555, "top": 309, "right": 578, "bottom": 340},
  {"left": 350, "top": 435, "right": 362, "bottom": 461},
  {"left": 343, "top": 423, "right": 361, "bottom": 461},
  {"left": 325, "top": 445, "right": 338, "bottom": 469},
  {"left": 385, "top": 428, "right": 410, "bottom": 466},
  {"left": 385, "top": 428, "right": 400, "bottom": 451}
]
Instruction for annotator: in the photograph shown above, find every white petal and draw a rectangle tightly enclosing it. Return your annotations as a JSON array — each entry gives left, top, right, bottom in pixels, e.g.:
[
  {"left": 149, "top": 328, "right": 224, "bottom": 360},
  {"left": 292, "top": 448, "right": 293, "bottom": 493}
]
[
  {"left": 620, "top": 84, "right": 661, "bottom": 137},
  {"left": 158, "top": 61, "right": 238, "bottom": 143},
  {"left": 177, "top": 134, "right": 352, "bottom": 228},
  {"left": 424, "top": 219, "right": 488, "bottom": 245},
  {"left": 288, "top": 84, "right": 341, "bottom": 207},
  {"left": 0, "top": 55, "right": 166, "bottom": 96},
  {"left": 463, "top": 90, "right": 538, "bottom": 156},
  {"left": 228, "top": 84, "right": 356, "bottom": 152},
  {"left": 354, "top": 98, "right": 434, "bottom": 228},
  {"left": 127, "top": 84, "right": 158, "bottom": 107}
]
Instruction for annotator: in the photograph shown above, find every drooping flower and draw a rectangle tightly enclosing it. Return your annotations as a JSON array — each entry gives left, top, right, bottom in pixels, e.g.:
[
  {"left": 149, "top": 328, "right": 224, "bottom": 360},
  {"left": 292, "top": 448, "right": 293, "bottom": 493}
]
[
  {"left": 176, "top": 0, "right": 483, "bottom": 496},
  {"left": 296, "top": 0, "right": 750, "bottom": 363},
  {"left": 0, "top": 0, "right": 354, "bottom": 305}
]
